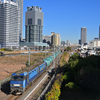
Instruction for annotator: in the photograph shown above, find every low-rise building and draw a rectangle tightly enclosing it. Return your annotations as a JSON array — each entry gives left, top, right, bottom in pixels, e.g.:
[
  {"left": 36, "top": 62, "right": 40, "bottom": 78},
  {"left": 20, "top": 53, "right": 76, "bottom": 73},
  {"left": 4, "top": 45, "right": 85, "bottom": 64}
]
[
  {"left": 43, "top": 35, "right": 51, "bottom": 45},
  {"left": 88, "top": 39, "right": 100, "bottom": 49}
]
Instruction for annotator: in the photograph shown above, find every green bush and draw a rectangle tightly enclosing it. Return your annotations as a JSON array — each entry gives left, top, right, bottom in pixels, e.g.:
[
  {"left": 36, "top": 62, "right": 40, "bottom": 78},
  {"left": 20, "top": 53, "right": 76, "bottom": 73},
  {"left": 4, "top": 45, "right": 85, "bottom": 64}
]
[
  {"left": 26, "top": 61, "right": 31, "bottom": 65},
  {"left": 34, "top": 59, "right": 39, "bottom": 61},
  {"left": 77, "top": 67, "right": 100, "bottom": 91},
  {"left": 32, "top": 61, "right": 35, "bottom": 64},
  {"left": 60, "top": 52, "right": 69, "bottom": 66},
  {"left": 62, "top": 72, "right": 74, "bottom": 82},
  {"left": 65, "top": 82, "right": 81, "bottom": 90},
  {"left": 0, "top": 48, "right": 12, "bottom": 51},
  {"left": 66, "top": 46, "right": 71, "bottom": 51},
  {"left": 63, "top": 53, "right": 100, "bottom": 91}
]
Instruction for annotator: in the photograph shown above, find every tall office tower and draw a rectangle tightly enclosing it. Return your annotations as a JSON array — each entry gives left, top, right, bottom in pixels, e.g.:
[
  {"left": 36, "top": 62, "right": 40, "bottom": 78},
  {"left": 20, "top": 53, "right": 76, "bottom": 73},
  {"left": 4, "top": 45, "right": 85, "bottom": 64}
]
[
  {"left": 67, "top": 40, "right": 69, "bottom": 46},
  {"left": 99, "top": 25, "right": 100, "bottom": 39},
  {"left": 25, "top": 6, "right": 43, "bottom": 43},
  {"left": 51, "top": 32, "right": 61, "bottom": 46},
  {"left": 61, "top": 41, "right": 65, "bottom": 46},
  {"left": 11, "top": 0, "right": 23, "bottom": 40},
  {"left": 81, "top": 27, "right": 87, "bottom": 44},
  {"left": 0, "top": 0, "right": 20, "bottom": 48}
]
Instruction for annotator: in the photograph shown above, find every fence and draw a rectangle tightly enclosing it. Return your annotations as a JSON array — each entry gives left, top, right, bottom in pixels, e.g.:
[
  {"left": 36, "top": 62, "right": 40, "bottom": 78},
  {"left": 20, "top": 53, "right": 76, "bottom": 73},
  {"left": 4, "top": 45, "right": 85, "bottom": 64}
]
[
  {"left": 37, "top": 51, "right": 64, "bottom": 100},
  {"left": 37, "top": 73, "right": 56, "bottom": 100}
]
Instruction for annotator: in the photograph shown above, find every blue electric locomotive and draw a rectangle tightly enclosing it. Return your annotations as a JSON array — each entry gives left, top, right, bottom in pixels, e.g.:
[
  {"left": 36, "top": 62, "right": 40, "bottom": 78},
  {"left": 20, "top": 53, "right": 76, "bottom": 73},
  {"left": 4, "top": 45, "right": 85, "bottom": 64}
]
[
  {"left": 10, "top": 62, "right": 47, "bottom": 93},
  {"left": 10, "top": 50, "right": 61, "bottom": 93}
]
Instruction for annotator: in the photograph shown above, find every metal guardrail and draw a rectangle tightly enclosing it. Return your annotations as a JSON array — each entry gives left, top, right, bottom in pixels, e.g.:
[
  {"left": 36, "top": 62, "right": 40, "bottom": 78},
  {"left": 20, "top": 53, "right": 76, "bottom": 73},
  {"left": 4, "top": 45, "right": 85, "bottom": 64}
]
[
  {"left": 37, "top": 74, "right": 56, "bottom": 100},
  {"left": 0, "top": 76, "right": 11, "bottom": 90},
  {"left": 38, "top": 51, "right": 64, "bottom": 100}
]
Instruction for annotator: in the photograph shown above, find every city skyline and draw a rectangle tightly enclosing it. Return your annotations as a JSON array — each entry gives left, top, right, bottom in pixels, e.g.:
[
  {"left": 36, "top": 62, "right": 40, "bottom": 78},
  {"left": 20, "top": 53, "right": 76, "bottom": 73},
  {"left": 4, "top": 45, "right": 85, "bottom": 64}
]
[{"left": 22, "top": 0, "right": 100, "bottom": 44}]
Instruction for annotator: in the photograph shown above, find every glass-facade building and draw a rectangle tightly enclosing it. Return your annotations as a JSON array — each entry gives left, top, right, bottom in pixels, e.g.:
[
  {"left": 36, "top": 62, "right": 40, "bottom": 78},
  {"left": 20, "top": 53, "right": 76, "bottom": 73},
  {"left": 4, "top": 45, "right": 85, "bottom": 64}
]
[
  {"left": 0, "top": 0, "right": 20, "bottom": 48},
  {"left": 20, "top": 6, "right": 49, "bottom": 48},
  {"left": 25, "top": 6, "right": 43, "bottom": 43},
  {"left": 11, "top": 0, "right": 23, "bottom": 40}
]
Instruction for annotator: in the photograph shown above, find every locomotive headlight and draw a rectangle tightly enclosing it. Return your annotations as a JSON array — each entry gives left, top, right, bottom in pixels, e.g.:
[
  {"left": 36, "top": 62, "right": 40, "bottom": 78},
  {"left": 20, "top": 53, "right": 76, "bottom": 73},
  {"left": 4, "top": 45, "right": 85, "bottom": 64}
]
[
  {"left": 11, "top": 84, "right": 23, "bottom": 86},
  {"left": 13, "top": 84, "right": 20, "bottom": 86}
]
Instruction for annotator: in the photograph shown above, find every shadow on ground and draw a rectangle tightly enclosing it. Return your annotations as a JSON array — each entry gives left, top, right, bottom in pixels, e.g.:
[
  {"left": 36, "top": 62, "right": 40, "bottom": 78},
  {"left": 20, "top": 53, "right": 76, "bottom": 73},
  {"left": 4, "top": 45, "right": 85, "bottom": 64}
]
[{"left": 1, "top": 81, "right": 10, "bottom": 95}]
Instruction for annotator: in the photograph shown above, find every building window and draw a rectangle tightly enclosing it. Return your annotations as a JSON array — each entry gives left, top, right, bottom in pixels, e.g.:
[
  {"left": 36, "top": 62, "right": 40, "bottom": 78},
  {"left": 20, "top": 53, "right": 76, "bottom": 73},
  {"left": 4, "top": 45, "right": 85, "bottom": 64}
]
[
  {"left": 38, "top": 19, "right": 41, "bottom": 25},
  {"left": 28, "top": 18, "right": 32, "bottom": 25}
]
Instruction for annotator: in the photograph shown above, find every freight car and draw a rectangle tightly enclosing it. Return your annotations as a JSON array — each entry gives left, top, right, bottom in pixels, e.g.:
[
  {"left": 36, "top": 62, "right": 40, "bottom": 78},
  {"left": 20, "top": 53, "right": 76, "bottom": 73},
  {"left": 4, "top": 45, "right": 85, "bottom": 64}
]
[{"left": 10, "top": 50, "right": 61, "bottom": 94}]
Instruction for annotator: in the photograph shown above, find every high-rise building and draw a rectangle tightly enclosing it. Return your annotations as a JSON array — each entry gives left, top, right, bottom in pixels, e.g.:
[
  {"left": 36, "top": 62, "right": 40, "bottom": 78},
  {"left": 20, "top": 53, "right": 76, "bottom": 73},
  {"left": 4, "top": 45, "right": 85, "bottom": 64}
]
[
  {"left": 11, "top": 0, "right": 23, "bottom": 40},
  {"left": 99, "top": 25, "right": 100, "bottom": 39},
  {"left": 81, "top": 27, "right": 87, "bottom": 44},
  {"left": 61, "top": 41, "right": 65, "bottom": 46},
  {"left": 79, "top": 39, "right": 81, "bottom": 45},
  {"left": 0, "top": 0, "right": 20, "bottom": 48},
  {"left": 67, "top": 40, "right": 69, "bottom": 46},
  {"left": 25, "top": 6, "right": 43, "bottom": 43},
  {"left": 20, "top": 5, "right": 49, "bottom": 49},
  {"left": 51, "top": 32, "right": 61, "bottom": 46}
]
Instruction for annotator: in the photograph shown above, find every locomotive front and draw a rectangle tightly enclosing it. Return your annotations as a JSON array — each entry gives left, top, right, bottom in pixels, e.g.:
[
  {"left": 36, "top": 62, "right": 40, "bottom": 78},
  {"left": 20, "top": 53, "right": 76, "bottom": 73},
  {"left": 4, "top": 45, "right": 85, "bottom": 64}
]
[{"left": 10, "top": 72, "right": 28, "bottom": 94}]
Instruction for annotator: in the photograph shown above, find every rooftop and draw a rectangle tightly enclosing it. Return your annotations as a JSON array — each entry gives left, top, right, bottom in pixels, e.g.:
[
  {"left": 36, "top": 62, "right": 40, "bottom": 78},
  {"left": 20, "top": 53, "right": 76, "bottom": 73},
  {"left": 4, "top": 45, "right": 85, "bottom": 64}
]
[{"left": 27, "top": 6, "right": 42, "bottom": 12}]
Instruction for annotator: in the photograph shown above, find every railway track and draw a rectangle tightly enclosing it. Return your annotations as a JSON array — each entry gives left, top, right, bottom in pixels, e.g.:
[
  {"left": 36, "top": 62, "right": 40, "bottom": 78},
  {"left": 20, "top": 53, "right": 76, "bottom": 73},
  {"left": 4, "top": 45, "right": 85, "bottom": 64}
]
[
  {"left": 7, "top": 94, "right": 21, "bottom": 100},
  {"left": 23, "top": 52, "right": 63, "bottom": 100},
  {"left": 1, "top": 51, "right": 63, "bottom": 100}
]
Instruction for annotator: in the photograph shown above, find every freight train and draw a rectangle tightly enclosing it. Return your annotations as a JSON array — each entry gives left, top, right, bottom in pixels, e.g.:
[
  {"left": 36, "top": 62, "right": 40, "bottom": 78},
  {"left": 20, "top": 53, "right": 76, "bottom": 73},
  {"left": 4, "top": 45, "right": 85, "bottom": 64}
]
[{"left": 10, "top": 50, "right": 61, "bottom": 94}]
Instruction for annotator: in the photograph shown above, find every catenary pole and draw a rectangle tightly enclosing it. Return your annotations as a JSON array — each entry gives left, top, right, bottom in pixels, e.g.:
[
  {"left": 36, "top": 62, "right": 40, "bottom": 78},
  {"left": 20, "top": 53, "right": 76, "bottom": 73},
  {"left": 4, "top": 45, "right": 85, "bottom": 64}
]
[{"left": 28, "top": 48, "right": 30, "bottom": 66}]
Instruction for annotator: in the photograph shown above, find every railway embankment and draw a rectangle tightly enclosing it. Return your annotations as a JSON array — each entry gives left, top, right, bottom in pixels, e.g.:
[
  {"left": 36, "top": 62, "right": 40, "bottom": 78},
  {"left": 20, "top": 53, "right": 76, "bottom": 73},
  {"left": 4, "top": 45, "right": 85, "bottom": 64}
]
[
  {"left": 41, "top": 51, "right": 69, "bottom": 100},
  {"left": 0, "top": 50, "right": 63, "bottom": 100},
  {"left": 0, "top": 52, "right": 51, "bottom": 100},
  {"left": 0, "top": 53, "right": 50, "bottom": 80},
  {"left": 43, "top": 50, "right": 100, "bottom": 100}
]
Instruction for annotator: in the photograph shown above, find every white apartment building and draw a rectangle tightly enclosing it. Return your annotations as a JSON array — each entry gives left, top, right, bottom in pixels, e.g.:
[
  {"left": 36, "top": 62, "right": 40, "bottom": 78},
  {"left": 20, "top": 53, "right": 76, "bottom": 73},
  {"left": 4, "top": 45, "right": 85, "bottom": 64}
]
[{"left": 88, "top": 39, "right": 100, "bottom": 49}]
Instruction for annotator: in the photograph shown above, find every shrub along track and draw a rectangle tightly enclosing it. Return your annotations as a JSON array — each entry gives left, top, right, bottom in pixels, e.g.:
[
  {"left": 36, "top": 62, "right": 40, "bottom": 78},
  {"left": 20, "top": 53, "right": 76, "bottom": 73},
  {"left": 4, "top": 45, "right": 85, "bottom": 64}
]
[{"left": 44, "top": 52, "right": 69, "bottom": 100}]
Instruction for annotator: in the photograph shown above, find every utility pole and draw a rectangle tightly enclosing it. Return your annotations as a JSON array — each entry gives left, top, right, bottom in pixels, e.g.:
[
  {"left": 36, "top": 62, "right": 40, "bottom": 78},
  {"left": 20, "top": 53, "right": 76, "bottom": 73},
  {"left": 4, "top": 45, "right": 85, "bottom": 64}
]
[
  {"left": 45, "top": 51, "right": 46, "bottom": 59},
  {"left": 53, "top": 45, "right": 55, "bottom": 68},
  {"left": 57, "top": 47, "right": 58, "bottom": 65},
  {"left": 58, "top": 46, "right": 61, "bottom": 73},
  {"left": 28, "top": 48, "right": 30, "bottom": 66}
]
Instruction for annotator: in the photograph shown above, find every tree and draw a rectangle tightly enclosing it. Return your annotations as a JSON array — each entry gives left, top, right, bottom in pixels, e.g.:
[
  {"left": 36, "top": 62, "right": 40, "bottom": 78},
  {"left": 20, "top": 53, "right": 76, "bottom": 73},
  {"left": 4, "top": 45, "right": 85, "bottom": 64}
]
[{"left": 66, "top": 46, "right": 71, "bottom": 51}]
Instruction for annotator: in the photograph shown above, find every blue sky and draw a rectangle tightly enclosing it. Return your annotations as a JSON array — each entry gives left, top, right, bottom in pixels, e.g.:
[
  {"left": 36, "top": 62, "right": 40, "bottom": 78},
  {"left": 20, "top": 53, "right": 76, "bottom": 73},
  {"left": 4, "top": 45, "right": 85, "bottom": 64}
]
[{"left": 23, "top": 0, "right": 100, "bottom": 44}]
